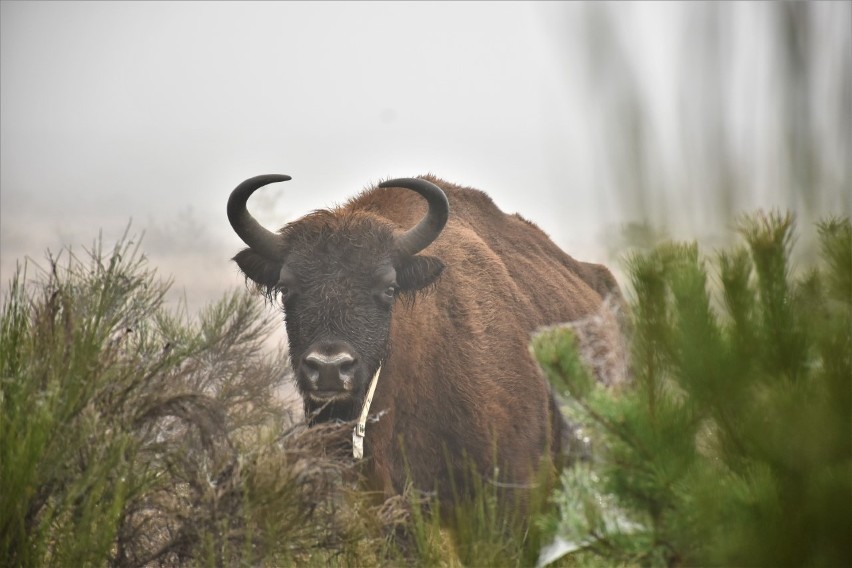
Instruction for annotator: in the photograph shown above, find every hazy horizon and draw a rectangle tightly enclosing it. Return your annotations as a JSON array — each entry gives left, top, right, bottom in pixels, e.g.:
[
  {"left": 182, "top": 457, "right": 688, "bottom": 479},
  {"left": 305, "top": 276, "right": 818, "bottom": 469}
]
[{"left": 2, "top": 2, "right": 849, "bottom": 318}]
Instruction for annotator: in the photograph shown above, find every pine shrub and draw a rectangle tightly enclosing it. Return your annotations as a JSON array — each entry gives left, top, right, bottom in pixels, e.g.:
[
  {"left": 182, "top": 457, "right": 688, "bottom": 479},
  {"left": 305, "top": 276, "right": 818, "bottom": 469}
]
[{"left": 534, "top": 213, "right": 851, "bottom": 567}]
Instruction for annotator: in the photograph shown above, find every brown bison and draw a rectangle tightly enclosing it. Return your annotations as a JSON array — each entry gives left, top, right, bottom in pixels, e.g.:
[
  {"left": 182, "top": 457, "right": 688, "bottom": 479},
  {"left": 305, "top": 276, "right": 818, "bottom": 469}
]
[{"left": 227, "top": 174, "right": 624, "bottom": 503}]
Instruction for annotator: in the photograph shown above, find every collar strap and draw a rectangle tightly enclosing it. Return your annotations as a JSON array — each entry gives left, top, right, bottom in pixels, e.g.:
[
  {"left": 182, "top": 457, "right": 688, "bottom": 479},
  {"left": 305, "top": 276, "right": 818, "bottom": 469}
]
[{"left": 353, "top": 364, "right": 382, "bottom": 460}]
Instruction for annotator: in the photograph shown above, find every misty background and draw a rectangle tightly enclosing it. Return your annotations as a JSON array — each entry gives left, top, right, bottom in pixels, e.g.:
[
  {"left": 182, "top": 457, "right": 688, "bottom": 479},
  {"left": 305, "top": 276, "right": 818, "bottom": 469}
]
[{"left": 2, "top": 1, "right": 850, "bottom": 321}]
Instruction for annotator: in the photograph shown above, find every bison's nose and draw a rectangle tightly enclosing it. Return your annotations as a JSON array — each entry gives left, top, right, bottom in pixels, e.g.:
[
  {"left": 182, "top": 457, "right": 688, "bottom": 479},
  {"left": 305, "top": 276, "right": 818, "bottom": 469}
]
[{"left": 302, "top": 349, "right": 357, "bottom": 392}]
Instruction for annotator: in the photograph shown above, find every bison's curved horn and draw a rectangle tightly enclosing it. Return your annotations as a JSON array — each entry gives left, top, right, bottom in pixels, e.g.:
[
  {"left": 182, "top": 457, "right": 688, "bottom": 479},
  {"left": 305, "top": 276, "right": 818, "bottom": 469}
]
[
  {"left": 227, "top": 174, "right": 291, "bottom": 260},
  {"left": 379, "top": 178, "right": 449, "bottom": 256}
]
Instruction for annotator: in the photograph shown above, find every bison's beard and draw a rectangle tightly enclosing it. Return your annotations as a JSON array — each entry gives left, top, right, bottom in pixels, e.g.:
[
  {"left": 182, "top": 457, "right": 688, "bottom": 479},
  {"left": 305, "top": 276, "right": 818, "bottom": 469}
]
[{"left": 304, "top": 394, "right": 363, "bottom": 426}]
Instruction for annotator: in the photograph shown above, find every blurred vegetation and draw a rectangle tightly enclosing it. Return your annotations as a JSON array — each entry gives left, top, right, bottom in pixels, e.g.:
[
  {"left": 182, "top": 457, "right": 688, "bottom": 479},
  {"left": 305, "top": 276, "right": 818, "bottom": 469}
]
[
  {"left": 534, "top": 213, "right": 851, "bottom": 567},
  {"left": 575, "top": 2, "right": 851, "bottom": 251}
]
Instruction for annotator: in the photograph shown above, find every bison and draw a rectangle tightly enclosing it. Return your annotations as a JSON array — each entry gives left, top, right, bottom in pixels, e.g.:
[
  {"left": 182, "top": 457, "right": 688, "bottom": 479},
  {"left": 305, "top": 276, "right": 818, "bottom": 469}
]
[{"left": 227, "top": 173, "right": 625, "bottom": 506}]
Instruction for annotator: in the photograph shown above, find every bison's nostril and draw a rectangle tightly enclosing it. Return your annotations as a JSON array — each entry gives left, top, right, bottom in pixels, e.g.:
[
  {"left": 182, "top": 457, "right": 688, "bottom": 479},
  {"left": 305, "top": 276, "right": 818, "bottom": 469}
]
[{"left": 302, "top": 360, "right": 320, "bottom": 387}]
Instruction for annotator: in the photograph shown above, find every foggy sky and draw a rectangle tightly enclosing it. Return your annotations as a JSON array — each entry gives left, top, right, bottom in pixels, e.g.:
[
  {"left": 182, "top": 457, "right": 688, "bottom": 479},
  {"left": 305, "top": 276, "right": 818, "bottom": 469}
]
[
  {"left": 2, "top": 1, "right": 849, "bottom": 315},
  {"left": 1, "top": 2, "right": 600, "bottom": 312}
]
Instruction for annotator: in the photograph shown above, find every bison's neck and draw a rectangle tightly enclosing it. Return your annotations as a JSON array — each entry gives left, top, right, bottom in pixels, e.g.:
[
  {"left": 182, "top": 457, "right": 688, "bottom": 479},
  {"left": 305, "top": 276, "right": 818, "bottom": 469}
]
[{"left": 305, "top": 398, "right": 360, "bottom": 426}]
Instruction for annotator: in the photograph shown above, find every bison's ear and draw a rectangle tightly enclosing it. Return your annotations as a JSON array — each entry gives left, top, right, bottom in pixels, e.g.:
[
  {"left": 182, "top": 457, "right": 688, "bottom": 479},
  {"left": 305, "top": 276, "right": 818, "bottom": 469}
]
[
  {"left": 233, "top": 248, "right": 282, "bottom": 293},
  {"left": 397, "top": 255, "right": 444, "bottom": 292}
]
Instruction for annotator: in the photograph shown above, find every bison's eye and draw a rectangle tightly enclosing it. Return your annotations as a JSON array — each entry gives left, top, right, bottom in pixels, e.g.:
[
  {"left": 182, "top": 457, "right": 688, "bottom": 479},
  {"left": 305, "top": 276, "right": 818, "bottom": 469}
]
[
  {"left": 377, "top": 284, "right": 398, "bottom": 307},
  {"left": 276, "top": 267, "right": 298, "bottom": 304},
  {"left": 276, "top": 284, "right": 294, "bottom": 303}
]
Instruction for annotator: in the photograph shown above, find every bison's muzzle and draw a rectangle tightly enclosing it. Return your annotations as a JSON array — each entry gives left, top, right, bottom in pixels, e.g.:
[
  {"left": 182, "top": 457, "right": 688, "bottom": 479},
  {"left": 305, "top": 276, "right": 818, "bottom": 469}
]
[{"left": 298, "top": 340, "right": 370, "bottom": 405}]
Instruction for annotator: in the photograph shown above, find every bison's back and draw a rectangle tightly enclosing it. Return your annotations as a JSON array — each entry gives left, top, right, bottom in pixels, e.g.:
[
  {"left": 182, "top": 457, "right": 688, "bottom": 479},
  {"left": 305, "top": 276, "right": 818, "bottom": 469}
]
[{"left": 351, "top": 175, "right": 617, "bottom": 326}]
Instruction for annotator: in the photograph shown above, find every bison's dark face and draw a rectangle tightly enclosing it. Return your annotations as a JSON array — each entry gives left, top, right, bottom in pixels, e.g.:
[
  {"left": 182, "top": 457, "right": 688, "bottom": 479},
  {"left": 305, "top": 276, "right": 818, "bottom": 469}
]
[{"left": 227, "top": 175, "right": 448, "bottom": 422}]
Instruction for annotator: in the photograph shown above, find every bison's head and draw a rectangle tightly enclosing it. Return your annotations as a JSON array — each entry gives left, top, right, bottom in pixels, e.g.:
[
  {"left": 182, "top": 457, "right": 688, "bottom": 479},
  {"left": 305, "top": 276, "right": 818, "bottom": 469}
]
[{"left": 227, "top": 175, "right": 448, "bottom": 423}]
